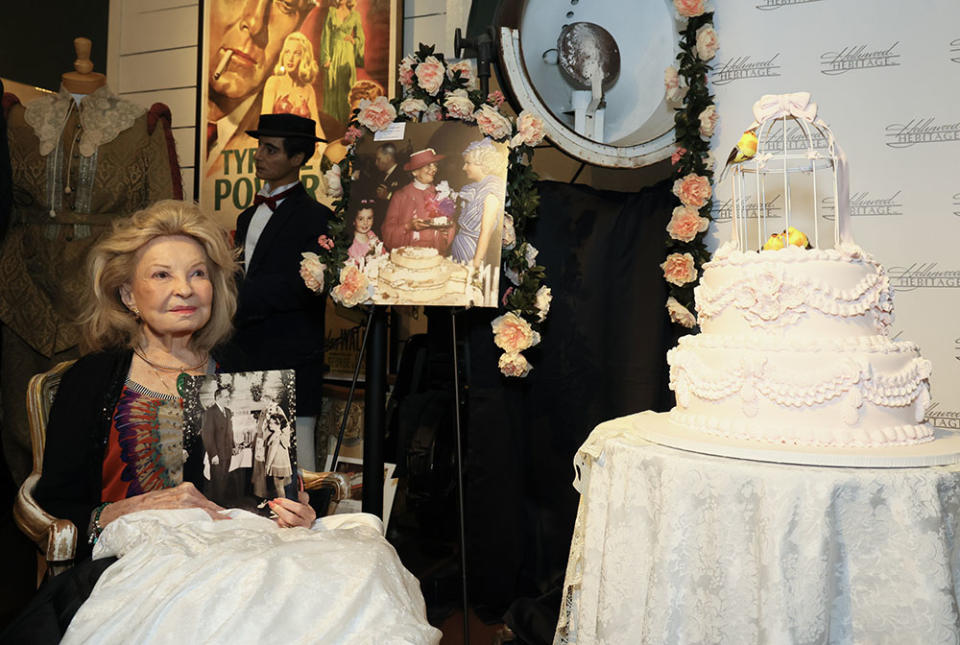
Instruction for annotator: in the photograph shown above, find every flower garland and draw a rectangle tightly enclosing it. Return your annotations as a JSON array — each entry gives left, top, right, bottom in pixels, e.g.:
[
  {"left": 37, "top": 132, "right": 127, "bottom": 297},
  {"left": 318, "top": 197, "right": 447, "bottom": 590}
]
[
  {"left": 662, "top": 1, "right": 718, "bottom": 330},
  {"left": 302, "top": 43, "right": 550, "bottom": 377}
]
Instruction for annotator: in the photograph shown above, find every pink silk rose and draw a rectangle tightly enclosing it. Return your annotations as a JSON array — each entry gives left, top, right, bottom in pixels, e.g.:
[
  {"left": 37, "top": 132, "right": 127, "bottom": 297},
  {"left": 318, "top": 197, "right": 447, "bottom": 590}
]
[
  {"left": 698, "top": 104, "right": 719, "bottom": 139},
  {"left": 415, "top": 55, "right": 446, "bottom": 96},
  {"left": 317, "top": 235, "right": 335, "bottom": 251},
  {"left": 443, "top": 89, "right": 476, "bottom": 121},
  {"left": 299, "top": 253, "right": 326, "bottom": 293},
  {"left": 423, "top": 103, "right": 443, "bottom": 122},
  {"left": 343, "top": 125, "right": 363, "bottom": 144},
  {"left": 672, "top": 173, "right": 712, "bottom": 208},
  {"left": 487, "top": 90, "right": 505, "bottom": 107},
  {"left": 357, "top": 96, "right": 397, "bottom": 132},
  {"left": 671, "top": 146, "right": 688, "bottom": 166},
  {"left": 399, "top": 54, "right": 417, "bottom": 89},
  {"left": 400, "top": 97, "right": 428, "bottom": 119},
  {"left": 666, "top": 296, "right": 697, "bottom": 328},
  {"left": 667, "top": 206, "right": 709, "bottom": 242},
  {"left": 447, "top": 60, "right": 477, "bottom": 90},
  {"left": 331, "top": 265, "right": 370, "bottom": 307},
  {"left": 695, "top": 24, "right": 719, "bottom": 61},
  {"left": 674, "top": 0, "right": 706, "bottom": 18},
  {"left": 664, "top": 66, "right": 687, "bottom": 102},
  {"left": 474, "top": 104, "right": 513, "bottom": 140},
  {"left": 661, "top": 252, "right": 698, "bottom": 287},
  {"left": 498, "top": 352, "right": 532, "bottom": 377},
  {"left": 510, "top": 110, "right": 546, "bottom": 148},
  {"left": 491, "top": 312, "right": 541, "bottom": 353}
]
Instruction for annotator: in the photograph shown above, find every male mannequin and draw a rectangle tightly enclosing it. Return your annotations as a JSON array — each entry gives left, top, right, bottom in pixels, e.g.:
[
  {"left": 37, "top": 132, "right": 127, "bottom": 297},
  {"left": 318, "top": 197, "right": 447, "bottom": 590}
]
[{"left": 232, "top": 113, "right": 329, "bottom": 470}]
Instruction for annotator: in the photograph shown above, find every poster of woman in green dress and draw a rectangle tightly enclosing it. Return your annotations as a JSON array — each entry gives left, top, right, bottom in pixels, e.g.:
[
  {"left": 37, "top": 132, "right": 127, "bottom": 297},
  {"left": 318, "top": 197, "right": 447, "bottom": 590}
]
[{"left": 321, "top": 0, "right": 366, "bottom": 124}]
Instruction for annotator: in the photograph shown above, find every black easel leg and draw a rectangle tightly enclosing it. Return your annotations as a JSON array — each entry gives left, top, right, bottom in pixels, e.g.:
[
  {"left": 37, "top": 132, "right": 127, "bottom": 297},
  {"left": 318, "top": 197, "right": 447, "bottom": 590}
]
[
  {"left": 330, "top": 305, "right": 376, "bottom": 471},
  {"left": 450, "top": 309, "right": 470, "bottom": 645},
  {"left": 362, "top": 307, "right": 387, "bottom": 517}
]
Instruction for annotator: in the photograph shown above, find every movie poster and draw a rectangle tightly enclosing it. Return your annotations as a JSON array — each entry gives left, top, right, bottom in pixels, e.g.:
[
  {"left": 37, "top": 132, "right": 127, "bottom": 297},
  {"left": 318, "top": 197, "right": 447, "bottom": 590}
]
[{"left": 199, "top": 0, "right": 399, "bottom": 229}]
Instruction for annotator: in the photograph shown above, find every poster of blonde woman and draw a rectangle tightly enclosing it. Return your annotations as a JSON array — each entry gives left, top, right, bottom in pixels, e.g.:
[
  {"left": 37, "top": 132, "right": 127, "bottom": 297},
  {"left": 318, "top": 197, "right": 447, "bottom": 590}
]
[
  {"left": 344, "top": 121, "right": 509, "bottom": 307},
  {"left": 199, "top": 0, "right": 400, "bottom": 228}
]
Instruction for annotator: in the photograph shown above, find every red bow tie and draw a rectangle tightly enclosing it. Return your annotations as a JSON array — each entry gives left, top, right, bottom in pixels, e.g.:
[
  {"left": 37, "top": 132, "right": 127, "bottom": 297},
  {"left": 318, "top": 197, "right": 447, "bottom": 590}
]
[{"left": 253, "top": 185, "right": 298, "bottom": 212}]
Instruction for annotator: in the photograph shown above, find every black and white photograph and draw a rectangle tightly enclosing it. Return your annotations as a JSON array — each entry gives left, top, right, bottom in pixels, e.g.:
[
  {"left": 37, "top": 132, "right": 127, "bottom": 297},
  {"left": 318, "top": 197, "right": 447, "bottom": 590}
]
[
  {"left": 181, "top": 369, "right": 299, "bottom": 514},
  {"left": 347, "top": 121, "right": 509, "bottom": 307}
]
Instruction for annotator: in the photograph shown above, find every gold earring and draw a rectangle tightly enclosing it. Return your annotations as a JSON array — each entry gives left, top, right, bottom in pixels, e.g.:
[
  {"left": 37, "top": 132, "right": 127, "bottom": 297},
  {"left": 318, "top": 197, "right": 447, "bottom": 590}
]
[{"left": 130, "top": 305, "right": 140, "bottom": 318}]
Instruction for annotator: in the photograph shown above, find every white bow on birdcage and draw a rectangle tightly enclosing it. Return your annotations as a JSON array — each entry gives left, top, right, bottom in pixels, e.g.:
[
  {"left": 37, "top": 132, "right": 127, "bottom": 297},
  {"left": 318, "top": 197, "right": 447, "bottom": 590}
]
[{"left": 723, "top": 92, "right": 853, "bottom": 252}]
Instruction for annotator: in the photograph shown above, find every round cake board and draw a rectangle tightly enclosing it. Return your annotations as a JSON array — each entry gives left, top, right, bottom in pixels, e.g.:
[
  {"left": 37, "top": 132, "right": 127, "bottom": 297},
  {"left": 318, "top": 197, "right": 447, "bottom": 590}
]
[{"left": 635, "top": 415, "right": 960, "bottom": 468}]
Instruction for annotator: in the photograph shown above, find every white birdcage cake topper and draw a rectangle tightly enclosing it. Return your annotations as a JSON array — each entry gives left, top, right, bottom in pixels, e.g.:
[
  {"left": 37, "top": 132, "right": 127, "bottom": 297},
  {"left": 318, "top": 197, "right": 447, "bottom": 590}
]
[{"left": 724, "top": 92, "right": 852, "bottom": 252}]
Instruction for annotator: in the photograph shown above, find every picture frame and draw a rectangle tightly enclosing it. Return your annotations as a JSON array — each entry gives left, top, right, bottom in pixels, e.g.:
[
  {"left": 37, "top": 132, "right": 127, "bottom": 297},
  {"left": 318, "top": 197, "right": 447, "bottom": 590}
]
[{"left": 196, "top": 0, "right": 403, "bottom": 228}]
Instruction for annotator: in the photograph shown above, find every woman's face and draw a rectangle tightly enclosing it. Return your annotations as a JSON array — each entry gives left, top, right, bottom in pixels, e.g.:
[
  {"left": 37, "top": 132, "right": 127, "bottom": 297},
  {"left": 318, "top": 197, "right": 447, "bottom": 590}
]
[
  {"left": 355, "top": 208, "right": 374, "bottom": 234},
  {"left": 268, "top": 417, "right": 282, "bottom": 431},
  {"left": 462, "top": 156, "right": 485, "bottom": 182},
  {"left": 411, "top": 162, "right": 438, "bottom": 185},
  {"left": 282, "top": 43, "right": 303, "bottom": 72},
  {"left": 121, "top": 235, "right": 214, "bottom": 341}
]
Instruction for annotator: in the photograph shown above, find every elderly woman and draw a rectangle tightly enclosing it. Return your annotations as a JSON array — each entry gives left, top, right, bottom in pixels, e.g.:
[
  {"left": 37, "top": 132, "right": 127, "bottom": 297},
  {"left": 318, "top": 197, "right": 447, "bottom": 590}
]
[{"left": 450, "top": 139, "right": 508, "bottom": 268}]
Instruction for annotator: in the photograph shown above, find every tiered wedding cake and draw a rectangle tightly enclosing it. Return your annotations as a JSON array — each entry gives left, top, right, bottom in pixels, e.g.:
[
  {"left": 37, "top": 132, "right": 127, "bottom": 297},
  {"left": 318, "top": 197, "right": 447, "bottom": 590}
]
[{"left": 666, "top": 93, "right": 934, "bottom": 449}]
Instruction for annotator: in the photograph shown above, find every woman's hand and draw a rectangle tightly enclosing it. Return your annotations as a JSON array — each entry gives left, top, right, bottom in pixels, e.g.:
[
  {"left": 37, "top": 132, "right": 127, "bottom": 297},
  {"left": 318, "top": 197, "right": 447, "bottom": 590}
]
[
  {"left": 269, "top": 491, "right": 316, "bottom": 528},
  {"left": 99, "top": 482, "right": 226, "bottom": 526}
]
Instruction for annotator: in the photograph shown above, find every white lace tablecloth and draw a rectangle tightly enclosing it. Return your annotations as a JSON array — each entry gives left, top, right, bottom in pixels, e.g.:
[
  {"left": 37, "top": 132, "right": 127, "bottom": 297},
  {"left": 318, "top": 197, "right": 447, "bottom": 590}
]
[{"left": 555, "top": 412, "right": 960, "bottom": 645}]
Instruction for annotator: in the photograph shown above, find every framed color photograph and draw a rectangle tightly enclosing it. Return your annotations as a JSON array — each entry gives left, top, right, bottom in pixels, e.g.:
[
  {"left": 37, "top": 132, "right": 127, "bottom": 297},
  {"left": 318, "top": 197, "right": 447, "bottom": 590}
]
[
  {"left": 181, "top": 369, "right": 298, "bottom": 515},
  {"left": 198, "top": 0, "right": 402, "bottom": 228},
  {"left": 345, "top": 121, "right": 509, "bottom": 307}
]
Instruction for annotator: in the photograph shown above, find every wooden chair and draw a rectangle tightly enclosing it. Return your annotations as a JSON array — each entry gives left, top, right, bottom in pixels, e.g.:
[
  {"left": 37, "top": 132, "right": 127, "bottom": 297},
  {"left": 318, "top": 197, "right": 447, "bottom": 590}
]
[{"left": 13, "top": 360, "right": 351, "bottom": 586}]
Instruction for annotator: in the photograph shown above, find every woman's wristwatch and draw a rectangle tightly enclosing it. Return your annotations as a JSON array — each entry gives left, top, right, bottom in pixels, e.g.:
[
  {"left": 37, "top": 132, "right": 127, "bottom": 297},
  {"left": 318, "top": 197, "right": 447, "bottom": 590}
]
[{"left": 87, "top": 502, "right": 112, "bottom": 545}]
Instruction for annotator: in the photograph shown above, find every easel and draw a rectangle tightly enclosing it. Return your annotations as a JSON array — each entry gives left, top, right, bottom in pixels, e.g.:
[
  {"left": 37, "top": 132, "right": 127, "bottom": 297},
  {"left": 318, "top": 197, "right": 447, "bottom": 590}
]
[{"left": 328, "top": 305, "right": 472, "bottom": 645}]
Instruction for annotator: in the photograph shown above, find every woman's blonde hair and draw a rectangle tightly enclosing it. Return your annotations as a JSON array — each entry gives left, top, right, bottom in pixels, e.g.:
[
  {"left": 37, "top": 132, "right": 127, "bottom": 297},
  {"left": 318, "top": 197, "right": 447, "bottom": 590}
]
[
  {"left": 275, "top": 32, "right": 319, "bottom": 84},
  {"left": 463, "top": 138, "right": 508, "bottom": 178},
  {"left": 79, "top": 200, "right": 239, "bottom": 354}
]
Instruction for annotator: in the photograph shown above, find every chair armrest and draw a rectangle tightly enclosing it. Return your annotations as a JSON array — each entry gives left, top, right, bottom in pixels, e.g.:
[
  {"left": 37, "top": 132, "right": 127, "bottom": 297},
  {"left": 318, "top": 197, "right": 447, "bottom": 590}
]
[
  {"left": 13, "top": 473, "right": 78, "bottom": 567},
  {"left": 301, "top": 470, "right": 351, "bottom": 503}
]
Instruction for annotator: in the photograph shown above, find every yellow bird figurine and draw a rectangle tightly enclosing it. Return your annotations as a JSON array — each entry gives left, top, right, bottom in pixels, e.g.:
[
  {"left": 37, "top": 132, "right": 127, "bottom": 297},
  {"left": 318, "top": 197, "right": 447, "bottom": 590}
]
[
  {"left": 726, "top": 129, "right": 759, "bottom": 166},
  {"left": 763, "top": 226, "right": 810, "bottom": 251}
]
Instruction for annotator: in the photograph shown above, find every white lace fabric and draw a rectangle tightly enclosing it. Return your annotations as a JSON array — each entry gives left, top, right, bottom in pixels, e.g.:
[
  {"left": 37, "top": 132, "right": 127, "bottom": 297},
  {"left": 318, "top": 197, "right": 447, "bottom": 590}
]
[
  {"left": 556, "top": 414, "right": 960, "bottom": 644},
  {"left": 62, "top": 509, "right": 441, "bottom": 644},
  {"left": 23, "top": 85, "right": 145, "bottom": 157}
]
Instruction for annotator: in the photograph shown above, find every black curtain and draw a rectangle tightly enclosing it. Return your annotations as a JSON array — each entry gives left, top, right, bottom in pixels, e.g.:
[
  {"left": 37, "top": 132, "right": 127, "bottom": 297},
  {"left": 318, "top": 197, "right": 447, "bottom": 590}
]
[{"left": 462, "top": 178, "right": 677, "bottom": 626}]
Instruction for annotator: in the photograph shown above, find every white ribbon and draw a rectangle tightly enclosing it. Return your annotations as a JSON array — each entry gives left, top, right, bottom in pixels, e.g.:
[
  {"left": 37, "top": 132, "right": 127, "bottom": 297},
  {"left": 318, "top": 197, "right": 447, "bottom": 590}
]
[{"left": 751, "top": 92, "right": 818, "bottom": 124}]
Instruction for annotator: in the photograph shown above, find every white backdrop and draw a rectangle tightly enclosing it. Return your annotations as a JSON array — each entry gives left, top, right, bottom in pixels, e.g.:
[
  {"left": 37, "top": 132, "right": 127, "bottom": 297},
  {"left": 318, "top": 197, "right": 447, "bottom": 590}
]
[{"left": 708, "top": 0, "right": 960, "bottom": 431}]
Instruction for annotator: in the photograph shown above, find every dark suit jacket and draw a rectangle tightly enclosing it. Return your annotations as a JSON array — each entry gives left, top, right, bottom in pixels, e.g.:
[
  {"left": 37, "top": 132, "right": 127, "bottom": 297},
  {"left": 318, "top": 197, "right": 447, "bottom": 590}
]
[
  {"left": 232, "top": 182, "right": 330, "bottom": 416},
  {"left": 201, "top": 404, "right": 232, "bottom": 468}
]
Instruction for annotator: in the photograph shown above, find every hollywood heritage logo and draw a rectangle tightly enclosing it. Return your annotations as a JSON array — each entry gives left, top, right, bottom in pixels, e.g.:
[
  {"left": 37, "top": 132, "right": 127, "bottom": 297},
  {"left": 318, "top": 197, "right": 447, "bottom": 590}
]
[
  {"left": 821, "top": 191, "right": 903, "bottom": 219},
  {"left": 756, "top": 0, "right": 823, "bottom": 10},
  {"left": 953, "top": 192, "right": 960, "bottom": 217},
  {"left": 887, "top": 263, "right": 960, "bottom": 291},
  {"left": 885, "top": 118, "right": 960, "bottom": 148},
  {"left": 926, "top": 401, "right": 960, "bottom": 431},
  {"left": 820, "top": 42, "right": 900, "bottom": 75},
  {"left": 711, "top": 194, "right": 782, "bottom": 222},
  {"left": 951, "top": 38, "right": 960, "bottom": 63},
  {"left": 757, "top": 121, "right": 829, "bottom": 153},
  {"left": 712, "top": 54, "right": 781, "bottom": 85}
]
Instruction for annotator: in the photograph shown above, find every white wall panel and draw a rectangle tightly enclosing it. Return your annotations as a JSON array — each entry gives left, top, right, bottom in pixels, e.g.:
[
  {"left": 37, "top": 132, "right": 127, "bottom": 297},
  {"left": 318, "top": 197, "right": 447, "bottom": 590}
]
[
  {"left": 172, "top": 127, "right": 196, "bottom": 168},
  {"left": 120, "top": 4, "right": 198, "bottom": 54},
  {"left": 117, "top": 48, "right": 197, "bottom": 93},
  {"left": 405, "top": 0, "right": 445, "bottom": 18},
  {"left": 405, "top": 13, "right": 447, "bottom": 54},
  {"left": 117, "top": 87, "right": 197, "bottom": 128}
]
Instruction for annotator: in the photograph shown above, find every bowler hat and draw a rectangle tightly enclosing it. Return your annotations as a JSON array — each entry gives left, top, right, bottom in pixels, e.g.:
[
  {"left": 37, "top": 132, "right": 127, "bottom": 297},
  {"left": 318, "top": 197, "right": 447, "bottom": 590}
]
[
  {"left": 246, "top": 113, "right": 326, "bottom": 142},
  {"left": 403, "top": 148, "right": 446, "bottom": 171}
]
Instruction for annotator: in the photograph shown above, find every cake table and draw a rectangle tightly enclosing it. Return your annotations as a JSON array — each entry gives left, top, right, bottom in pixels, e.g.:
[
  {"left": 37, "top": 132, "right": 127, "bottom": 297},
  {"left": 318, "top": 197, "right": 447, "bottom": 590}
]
[{"left": 554, "top": 412, "right": 960, "bottom": 645}]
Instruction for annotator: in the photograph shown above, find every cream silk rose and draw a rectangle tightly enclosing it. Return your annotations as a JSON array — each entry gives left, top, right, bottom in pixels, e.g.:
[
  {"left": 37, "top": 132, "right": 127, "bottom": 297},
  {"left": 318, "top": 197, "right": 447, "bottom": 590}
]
[
  {"left": 698, "top": 104, "right": 718, "bottom": 138},
  {"left": 423, "top": 103, "right": 443, "bottom": 122},
  {"left": 399, "top": 54, "right": 417, "bottom": 90},
  {"left": 661, "top": 252, "right": 698, "bottom": 286},
  {"left": 474, "top": 104, "right": 513, "bottom": 140},
  {"left": 695, "top": 24, "right": 719, "bottom": 61},
  {"left": 666, "top": 296, "right": 696, "bottom": 328},
  {"left": 299, "top": 253, "right": 326, "bottom": 293},
  {"left": 672, "top": 173, "right": 712, "bottom": 208},
  {"left": 443, "top": 89, "right": 476, "bottom": 121},
  {"left": 666, "top": 205, "right": 709, "bottom": 242},
  {"left": 447, "top": 60, "right": 477, "bottom": 90},
  {"left": 510, "top": 110, "right": 546, "bottom": 148},
  {"left": 415, "top": 55, "right": 446, "bottom": 96},
  {"left": 498, "top": 352, "right": 532, "bottom": 377},
  {"left": 331, "top": 265, "right": 370, "bottom": 307},
  {"left": 491, "top": 312, "right": 541, "bottom": 353},
  {"left": 324, "top": 164, "right": 342, "bottom": 198},
  {"left": 357, "top": 96, "right": 397, "bottom": 132},
  {"left": 400, "top": 97, "right": 428, "bottom": 119},
  {"left": 664, "top": 66, "right": 687, "bottom": 103},
  {"left": 535, "top": 286, "right": 552, "bottom": 322},
  {"left": 673, "top": 0, "right": 706, "bottom": 18},
  {"left": 502, "top": 213, "right": 516, "bottom": 250}
]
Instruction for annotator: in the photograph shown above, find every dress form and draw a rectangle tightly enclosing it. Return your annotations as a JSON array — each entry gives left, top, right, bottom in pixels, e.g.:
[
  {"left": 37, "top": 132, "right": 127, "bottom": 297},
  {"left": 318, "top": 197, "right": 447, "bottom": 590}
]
[{"left": 60, "top": 37, "right": 106, "bottom": 95}]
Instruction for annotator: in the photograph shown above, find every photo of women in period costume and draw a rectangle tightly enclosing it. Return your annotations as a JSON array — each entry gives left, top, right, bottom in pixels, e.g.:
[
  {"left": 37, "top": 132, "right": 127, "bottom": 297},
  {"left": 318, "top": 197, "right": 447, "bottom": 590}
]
[
  {"left": 320, "top": 0, "right": 366, "bottom": 124},
  {"left": 261, "top": 32, "right": 325, "bottom": 139}
]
